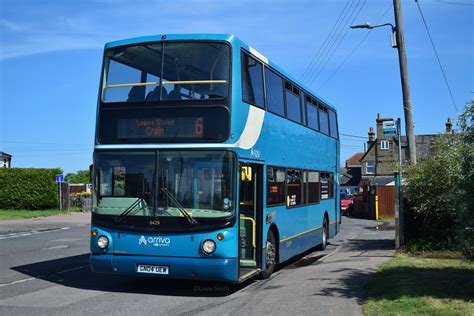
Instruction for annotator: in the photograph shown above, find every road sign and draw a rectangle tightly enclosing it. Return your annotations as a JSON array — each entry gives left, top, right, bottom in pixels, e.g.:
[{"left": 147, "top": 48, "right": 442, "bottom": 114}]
[
  {"left": 55, "top": 174, "right": 64, "bottom": 183},
  {"left": 383, "top": 120, "right": 398, "bottom": 137}
]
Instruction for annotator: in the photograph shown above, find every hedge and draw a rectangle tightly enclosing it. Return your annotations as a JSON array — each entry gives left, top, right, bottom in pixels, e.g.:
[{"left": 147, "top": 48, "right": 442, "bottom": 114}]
[{"left": 0, "top": 168, "right": 62, "bottom": 210}]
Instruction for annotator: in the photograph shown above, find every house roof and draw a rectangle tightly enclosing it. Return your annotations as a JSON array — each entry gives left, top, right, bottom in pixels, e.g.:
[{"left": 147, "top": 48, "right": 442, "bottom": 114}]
[
  {"left": 340, "top": 167, "right": 352, "bottom": 185},
  {"left": 360, "top": 134, "right": 439, "bottom": 162},
  {"left": 359, "top": 141, "right": 376, "bottom": 162},
  {"left": 346, "top": 152, "right": 364, "bottom": 166},
  {"left": 0, "top": 152, "right": 12, "bottom": 158}
]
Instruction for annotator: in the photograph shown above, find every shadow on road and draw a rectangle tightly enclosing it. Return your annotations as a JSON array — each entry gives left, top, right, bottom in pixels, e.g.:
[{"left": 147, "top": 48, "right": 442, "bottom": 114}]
[
  {"left": 309, "top": 237, "right": 395, "bottom": 304},
  {"left": 9, "top": 219, "right": 396, "bottom": 300},
  {"left": 11, "top": 254, "right": 255, "bottom": 297},
  {"left": 314, "top": 263, "right": 474, "bottom": 305},
  {"left": 10, "top": 245, "right": 332, "bottom": 297},
  {"left": 341, "top": 238, "right": 395, "bottom": 253}
]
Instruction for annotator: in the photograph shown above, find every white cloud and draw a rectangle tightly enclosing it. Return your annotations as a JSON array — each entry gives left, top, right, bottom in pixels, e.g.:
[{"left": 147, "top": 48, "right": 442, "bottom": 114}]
[{"left": 0, "top": 19, "right": 23, "bottom": 32}]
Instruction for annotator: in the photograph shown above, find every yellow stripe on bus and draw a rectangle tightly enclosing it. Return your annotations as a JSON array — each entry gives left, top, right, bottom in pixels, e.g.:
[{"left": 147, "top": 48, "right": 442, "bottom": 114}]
[{"left": 280, "top": 225, "right": 322, "bottom": 243}]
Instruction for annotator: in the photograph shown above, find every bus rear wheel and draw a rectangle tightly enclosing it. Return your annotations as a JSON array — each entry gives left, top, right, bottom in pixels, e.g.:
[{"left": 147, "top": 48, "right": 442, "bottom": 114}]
[
  {"left": 261, "top": 230, "right": 276, "bottom": 279},
  {"left": 317, "top": 217, "right": 328, "bottom": 250}
]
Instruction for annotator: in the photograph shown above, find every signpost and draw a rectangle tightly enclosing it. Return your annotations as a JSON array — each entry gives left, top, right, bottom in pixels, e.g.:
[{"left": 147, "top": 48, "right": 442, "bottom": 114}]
[
  {"left": 392, "top": 119, "right": 404, "bottom": 249},
  {"left": 382, "top": 120, "right": 397, "bottom": 137},
  {"left": 55, "top": 174, "right": 64, "bottom": 211}
]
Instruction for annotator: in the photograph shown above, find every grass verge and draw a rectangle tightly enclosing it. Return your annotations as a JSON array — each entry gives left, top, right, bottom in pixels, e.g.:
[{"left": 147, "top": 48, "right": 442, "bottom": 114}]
[
  {"left": 0, "top": 208, "right": 81, "bottom": 220},
  {"left": 363, "top": 253, "right": 474, "bottom": 316}
]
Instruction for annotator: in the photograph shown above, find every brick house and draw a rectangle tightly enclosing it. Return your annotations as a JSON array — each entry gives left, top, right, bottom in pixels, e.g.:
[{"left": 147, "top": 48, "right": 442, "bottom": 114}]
[
  {"left": 340, "top": 152, "right": 364, "bottom": 194},
  {"left": 359, "top": 114, "right": 452, "bottom": 185},
  {"left": 357, "top": 114, "right": 453, "bottom": 218}
]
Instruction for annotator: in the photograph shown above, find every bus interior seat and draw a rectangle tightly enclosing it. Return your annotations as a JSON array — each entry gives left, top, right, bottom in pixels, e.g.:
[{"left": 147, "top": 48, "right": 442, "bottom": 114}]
[
  {"left": 146, "top": 86, "right": 167, "bottom": 101},
  {"left": 168, "top": 85, "right": 182, "bottom": 100},
  {"left": 127, "top": 86, "right": 145, "bottom": 102}
]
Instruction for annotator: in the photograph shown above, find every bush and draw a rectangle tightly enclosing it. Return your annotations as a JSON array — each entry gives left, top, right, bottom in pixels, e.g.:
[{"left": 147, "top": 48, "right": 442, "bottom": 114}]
[
  {"left": 65, "top": 170, "right": 90, "bottom": 184},
  {"left": 80, "top": 191, "right": 92, "bottom": 198},
  {"left": 404, "top": 135, "right": 462, "bottom": 250},
  {"left": 0, "top": 168, "right": 62, "bottom": 210},
  {"left": 404, "top": 102, "right": 473, "bottom": 260}
]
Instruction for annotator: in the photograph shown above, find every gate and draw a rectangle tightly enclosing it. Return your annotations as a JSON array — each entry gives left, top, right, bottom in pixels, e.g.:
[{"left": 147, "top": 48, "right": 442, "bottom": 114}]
[{"left": 376, "top": 186, "right": 396, "bottom": 218}]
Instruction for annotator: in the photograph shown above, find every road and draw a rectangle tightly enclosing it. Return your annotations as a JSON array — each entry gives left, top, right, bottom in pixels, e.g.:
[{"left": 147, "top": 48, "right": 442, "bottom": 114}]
[{"left": 0, "top": 214, "right": 394, "bottom": 315}]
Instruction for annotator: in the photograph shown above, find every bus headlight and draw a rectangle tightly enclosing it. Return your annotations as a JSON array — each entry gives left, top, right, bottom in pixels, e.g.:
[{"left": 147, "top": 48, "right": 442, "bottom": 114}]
[
  {"left": 97, "top": 236, "right": 109, "bottom": 249},
  {"left": 202, "top": 239, "right": 216, "bottom": 255}
]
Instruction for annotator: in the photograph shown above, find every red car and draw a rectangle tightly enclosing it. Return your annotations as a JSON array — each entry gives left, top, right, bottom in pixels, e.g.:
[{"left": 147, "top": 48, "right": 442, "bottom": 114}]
[{"left": 340, "top": 193, "right": 353, "bottom": 216}]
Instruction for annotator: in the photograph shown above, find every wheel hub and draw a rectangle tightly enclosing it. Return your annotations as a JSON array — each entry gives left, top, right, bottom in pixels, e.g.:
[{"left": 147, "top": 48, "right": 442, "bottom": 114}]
[{"left": 266, "top": 241, "right": 276, "bottom": 266}]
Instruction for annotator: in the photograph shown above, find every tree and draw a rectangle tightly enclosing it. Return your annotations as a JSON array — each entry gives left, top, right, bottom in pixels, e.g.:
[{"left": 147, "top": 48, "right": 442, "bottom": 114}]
[
  {"left": 457, "top": 101, "right": 473, "bottom": 260},
  {"left": 65, "top": 170, "right": 90, "bottom": 184}
]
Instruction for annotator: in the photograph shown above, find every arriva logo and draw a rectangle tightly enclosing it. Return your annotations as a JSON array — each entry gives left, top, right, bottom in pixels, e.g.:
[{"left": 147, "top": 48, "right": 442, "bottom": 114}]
[
  {"left": 138, "top": 235, "right": 171, "bottom": 247},
  {"left": 138, "top": 235, "right": 147, "bottom": 245}
]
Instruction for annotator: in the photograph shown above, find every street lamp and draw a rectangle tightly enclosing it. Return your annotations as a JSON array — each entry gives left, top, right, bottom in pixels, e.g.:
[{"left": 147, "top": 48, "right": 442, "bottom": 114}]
[
  {"left": 350, "top": 22, "right": 394, "bottom": 30},
  {"left": 350, "top": 22, "right": 397, "bottom": 48},
  {"left": 350, "top": 0, "right": 417, "bottom": 250}
]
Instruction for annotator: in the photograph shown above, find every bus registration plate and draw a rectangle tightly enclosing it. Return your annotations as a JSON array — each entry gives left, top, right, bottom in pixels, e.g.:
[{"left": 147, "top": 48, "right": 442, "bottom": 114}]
[{"left": 137, "top": 264, "right": 169, "bottom": 275}]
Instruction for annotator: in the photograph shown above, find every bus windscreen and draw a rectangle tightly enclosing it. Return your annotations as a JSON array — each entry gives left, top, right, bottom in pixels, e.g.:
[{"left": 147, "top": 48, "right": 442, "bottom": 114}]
[{"left": 102, "top": 42, "right": 230, "bottom": 103}]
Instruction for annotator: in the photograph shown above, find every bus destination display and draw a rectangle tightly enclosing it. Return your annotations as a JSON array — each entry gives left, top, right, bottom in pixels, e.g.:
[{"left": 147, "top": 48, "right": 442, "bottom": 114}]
[{"left": 118, "top": 117, "right": 204, "bottom": 139}]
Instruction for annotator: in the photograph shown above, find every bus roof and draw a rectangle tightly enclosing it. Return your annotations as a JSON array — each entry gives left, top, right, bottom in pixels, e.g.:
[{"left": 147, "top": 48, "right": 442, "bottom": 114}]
[{"left": 104, "top": 33, "right": 336, "bottom": 112}]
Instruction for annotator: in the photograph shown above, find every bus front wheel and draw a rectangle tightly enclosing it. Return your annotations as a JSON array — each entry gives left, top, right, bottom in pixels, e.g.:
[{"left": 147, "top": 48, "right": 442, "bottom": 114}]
[{"left": 261, "top": 230, "right": 276, "bottom": 279}]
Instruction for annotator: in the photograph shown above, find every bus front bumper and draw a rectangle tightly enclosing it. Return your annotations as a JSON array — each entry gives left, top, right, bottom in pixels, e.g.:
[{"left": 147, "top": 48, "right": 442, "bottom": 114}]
[{"left": 90, "top": 253, "right": 238, "bottom": 282}]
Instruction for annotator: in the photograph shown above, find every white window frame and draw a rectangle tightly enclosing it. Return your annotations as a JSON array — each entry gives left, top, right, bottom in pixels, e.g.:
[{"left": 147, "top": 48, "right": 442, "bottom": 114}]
[
  {"left": 380, "top": 140, "right": 390, "bottom": 150},
  {"left": 366, "top": 160, "right": 375, "bottom": 174}
]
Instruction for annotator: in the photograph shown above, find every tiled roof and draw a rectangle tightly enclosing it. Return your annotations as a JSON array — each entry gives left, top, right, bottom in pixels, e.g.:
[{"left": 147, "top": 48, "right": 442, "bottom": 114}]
[{"left": 346, "top": 152, "right": 364, "bottom": 166}]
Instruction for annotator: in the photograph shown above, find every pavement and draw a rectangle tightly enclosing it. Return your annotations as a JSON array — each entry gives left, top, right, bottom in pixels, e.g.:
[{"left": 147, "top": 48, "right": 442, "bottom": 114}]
[
  {"left": 0, "top": 212, "right": 90, "bottom": 234},
  {"left": 0, "top": 214, "right": 394, "bottom": 316}
]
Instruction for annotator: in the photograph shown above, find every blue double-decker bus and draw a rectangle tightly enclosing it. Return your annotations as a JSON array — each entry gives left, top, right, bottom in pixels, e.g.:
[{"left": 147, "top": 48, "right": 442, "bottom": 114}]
[{"left": 90, "top": 34, "right": 340, "bottom": 282}]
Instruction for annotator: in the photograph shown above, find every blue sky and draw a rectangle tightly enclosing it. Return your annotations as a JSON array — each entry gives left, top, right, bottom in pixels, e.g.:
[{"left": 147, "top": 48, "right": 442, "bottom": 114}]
[{"left": 0, "top": 0, "right": 472, "bottom": 173}]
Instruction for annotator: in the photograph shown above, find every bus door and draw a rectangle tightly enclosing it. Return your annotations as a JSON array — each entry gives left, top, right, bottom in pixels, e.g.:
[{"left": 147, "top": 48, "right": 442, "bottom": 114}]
[{"left": 238, "top": 162, "right": 263, "bottom": 280}]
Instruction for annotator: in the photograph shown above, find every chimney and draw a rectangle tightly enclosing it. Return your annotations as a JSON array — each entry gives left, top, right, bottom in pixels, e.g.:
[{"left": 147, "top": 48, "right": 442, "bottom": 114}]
[
  {"left": 376, "top": 113, "right": 384, "bottom": 139},
  {"left": 367, "top": 127, "right": 375, "bottom": 149},
  {"left": 445, "top": 118, "right": 453, "bottom": 134}
]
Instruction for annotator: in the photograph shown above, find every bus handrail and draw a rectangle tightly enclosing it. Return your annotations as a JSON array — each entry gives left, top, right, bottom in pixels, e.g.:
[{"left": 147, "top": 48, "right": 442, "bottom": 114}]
[
  {"left": 240, "top": 216, "right": 256, "bottom": 248},
  {"left": 105, "top": 80, "right": 227, "bottom": 89}
]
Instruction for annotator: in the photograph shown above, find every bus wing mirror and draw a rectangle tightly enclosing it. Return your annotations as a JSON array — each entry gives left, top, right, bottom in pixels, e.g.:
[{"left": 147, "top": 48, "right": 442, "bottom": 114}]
[{"left": 89, "top": 164, "right": 93, "bottom": 183}]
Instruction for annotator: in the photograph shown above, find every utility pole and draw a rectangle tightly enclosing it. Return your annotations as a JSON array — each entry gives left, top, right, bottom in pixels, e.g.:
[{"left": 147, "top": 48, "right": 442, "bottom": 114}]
[{"left": 393, "top": 0, "right": 417, "bottom": 164}]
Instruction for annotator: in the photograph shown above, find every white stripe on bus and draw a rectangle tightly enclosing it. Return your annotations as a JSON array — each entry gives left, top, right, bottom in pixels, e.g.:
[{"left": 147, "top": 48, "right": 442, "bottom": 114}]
[
  {"left": 234, "top": 106, "right": 265, "bottom": 150},
  {"left": 249, "top": 46, "right": 269, "bottom": 64}
]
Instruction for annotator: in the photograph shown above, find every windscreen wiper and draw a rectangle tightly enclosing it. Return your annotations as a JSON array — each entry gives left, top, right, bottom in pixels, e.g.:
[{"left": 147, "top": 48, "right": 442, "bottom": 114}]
[
  {"left": 115, "top": 198, "right": 145, "bottom": 224},
  {"left": 160, "top": 188, "right": 198, "bottom": 225}
]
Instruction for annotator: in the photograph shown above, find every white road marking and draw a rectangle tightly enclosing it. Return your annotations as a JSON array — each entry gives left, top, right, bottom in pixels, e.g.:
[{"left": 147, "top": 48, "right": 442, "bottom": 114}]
[
  {"left": 0, "top": 265, "right": 88, "bottom": 288},
  {"left": 41, "top": 245, "right": 69, "bottom": 250},
  {"left": 0, "top": 227, "right": 70, "bottom": 240},
  {"left": 0, "top": 277, "right": 37, "bottom": 287}
]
